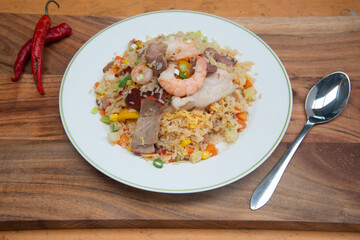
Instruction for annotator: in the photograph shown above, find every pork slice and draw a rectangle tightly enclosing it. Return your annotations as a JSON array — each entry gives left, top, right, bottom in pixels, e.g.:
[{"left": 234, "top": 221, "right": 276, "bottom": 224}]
[
  {"left": 131, "top": 97, "right": 165, "bottom": 155},
  {"left": 189, "top": 57, "right": 217, "bottom": 76},
  {"left": 204, "top": 48, "right": 237, "bottom": 66},
  {"left": 125, "top": 88, "right": 141, "bottom": 109},
  {"left": 171, "top": 69, "right": 236, "bottom": 110},
  {"left": 145, "top": 42, "right": 168, "bottom": 75},
  {"left": 103, "top": 61, "right": 114, "bottom": 73}
]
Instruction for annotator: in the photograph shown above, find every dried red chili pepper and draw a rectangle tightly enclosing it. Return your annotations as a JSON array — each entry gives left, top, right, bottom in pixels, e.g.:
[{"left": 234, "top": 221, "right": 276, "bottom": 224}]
[
  {"left": 11, "top": 23, "right": 71, "bottom": 82},
  {"left": 31, "top": 0, "right": 60, "bottom": 94}
]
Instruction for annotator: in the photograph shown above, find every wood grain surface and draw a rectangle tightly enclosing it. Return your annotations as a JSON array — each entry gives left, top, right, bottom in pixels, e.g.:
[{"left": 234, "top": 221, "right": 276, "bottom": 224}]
[
  {"left": 1, "top": 0, "right": 359, "bottom": 17},
  {"left": 0, "top": 13, "right": 359, "bottom": 233},
  {"left": 1, "top": 229, "right": 360, "bottom": 240}
]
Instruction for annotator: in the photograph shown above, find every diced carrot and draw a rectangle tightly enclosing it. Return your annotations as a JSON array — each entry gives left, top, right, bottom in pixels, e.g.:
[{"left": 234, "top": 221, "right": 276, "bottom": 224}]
[
  {"left": 236, "top": 112, "right": 248, "bottom": 121},
  {"left": 206, "top": 144, "right": 215, "bottom": 152},
  {"left": 206, "top": 144, "right": 218, "bottom": 157},
  {"left": 168, "top": 158, "right": 174, "bottom": 163},
  {"left": 99, "top": 109, "right": 105, "bottom": 116},
  {"left": 115, "top": 56, "right": 123, "bottom": 62},
  {"left": 237, "top": 119, "right": 247, "bottom": 130},
  {"left": 244, "top": 79, "right": 253, "bottom": 89},
  {"left": 163, "top": 152, "right": 172, "bottom": 156},
  {"left": 234, "top": 106, "right": 241, "bottom": 111},
  {"left": 118, "top": 134, "right": 129, "bottom": 147},
  {"left": 95, "top": 82, "right": 100, "bottom": 88},
  {"left": 188, "top": 147, "right": 194, "bottom": 155},
  {"left": 112, "top": 65, "right": 120, "bottom": 74}
]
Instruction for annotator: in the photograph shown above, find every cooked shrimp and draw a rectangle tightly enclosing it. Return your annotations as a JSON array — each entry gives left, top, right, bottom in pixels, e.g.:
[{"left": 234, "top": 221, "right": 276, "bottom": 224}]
[
  {"left": 131, "top": 62, "right": 153, "bottom": 84},
  {"left": 158, "top": 56, "right": 207, "bottom": 97},
  {"left": 167, "top": 39, "right": 199, "bottom": 60}
]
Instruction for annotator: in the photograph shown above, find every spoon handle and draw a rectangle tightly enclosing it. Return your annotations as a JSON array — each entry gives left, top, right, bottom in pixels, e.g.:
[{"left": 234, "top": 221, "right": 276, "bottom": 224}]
[{"left": 250, "top": 120, "right": 314, "bottom": 210}]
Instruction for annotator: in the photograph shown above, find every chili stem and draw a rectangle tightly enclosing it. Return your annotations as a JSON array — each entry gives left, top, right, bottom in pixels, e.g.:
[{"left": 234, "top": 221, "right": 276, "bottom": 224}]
[{"left": 45, "top": 0, "right": 60, "bottom": 16}]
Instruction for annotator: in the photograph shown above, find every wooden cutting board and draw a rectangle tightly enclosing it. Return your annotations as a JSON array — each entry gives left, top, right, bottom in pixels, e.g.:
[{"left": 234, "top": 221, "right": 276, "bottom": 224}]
[{"left": 0, "top": 13, "right": 359, "bottom": 231}]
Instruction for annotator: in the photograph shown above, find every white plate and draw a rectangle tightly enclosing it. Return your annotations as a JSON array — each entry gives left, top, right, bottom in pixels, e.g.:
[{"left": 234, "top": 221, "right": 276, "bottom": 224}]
[{"left": 59, "top": 10, "right": 292, "bottom": 193}]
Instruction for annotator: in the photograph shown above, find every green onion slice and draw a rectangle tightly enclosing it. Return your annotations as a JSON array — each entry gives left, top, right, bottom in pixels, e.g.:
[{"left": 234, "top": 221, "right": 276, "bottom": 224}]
[
  {"left": 118, "top": 75, "right": 131, "bottom": 88},
  {"left": 100, "top": 116, "right": 111, "bottom": 124},
  {"left": 178, "top": 73, "right": 188, "bottom": 79},
  {"left": 179, "top": 64, "right": 188, "bottom": 73},
  {"left": 91, "top": 106, "right": 98, "bottom": 114},
  {"left": 112, "top": 124, "right": 118, "bottom": 132},
  {"left": 153, "top": 158, "right": 164, "bottom": 169}
]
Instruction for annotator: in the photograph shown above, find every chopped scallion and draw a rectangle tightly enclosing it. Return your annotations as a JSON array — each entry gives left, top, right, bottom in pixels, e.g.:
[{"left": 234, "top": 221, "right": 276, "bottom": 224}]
[
  {"left": 91, "top": 106, "right": 98, "bottom": 114},
  {"left": 137, "top": 74, "right": 144, "bottom": 82},
  {"left": 100, "top": 116, "right": 111, "bottom": 124},
  {"left": 194, "top": 30, "right": 202, "bottom": 37},
  {"left": 112, "top": 124, "right": 118, "bottom": 132},
  {"left": 179, "top": 64, "right": 188, "bottom": 73},
  {"left": 153, "top": 158, "right": 164, "bottom": 169},
  {"left": 118, "top": 75, "right": 131, "bottom": 88},
  {"left": 178, "top": 73, "right": 188, "bottom": 79},
  {"left": 130, "top": 43, "right": 138, "bottom": 50}
]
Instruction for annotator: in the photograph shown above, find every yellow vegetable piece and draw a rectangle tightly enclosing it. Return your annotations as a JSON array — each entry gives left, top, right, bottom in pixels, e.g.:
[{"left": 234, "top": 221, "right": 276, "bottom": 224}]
[
  {"left": 189, "top": 124, "right": 197, "bottom": 128},
  {"left": 142, "top": 154, "right": 153, "bottom": 157},
  {"left": 201, "top": 151, "right": 210, "bottom": 160},
  {"left": 181, "top": 139, "right": 191, "bottom": 147},
  {"left": 136, "top": 41, "right": 144, "bottom": 48},
  {"left": 123, "top": 59, "right": 130, "bottom": 64},
  {"left": 109, "top": 113, "right": 118, "bottom": 122},
  {"left": 117, "top": 108, "right": 140, "bottom": 122}
]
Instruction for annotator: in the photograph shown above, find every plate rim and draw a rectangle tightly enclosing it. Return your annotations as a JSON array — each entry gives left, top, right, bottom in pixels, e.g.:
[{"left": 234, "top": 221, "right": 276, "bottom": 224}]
[{"left": 59, "top": 10, "right": 293, "bottom": 193}]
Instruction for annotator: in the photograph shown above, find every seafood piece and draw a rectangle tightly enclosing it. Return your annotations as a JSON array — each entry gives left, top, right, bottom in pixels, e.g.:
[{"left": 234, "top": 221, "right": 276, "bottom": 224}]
[
  {"left": 145, "top": 42, "right": 168, "bottom": 75},
  {"left": 167, "top": 39, "right": 199, "bottom": 60},
  {"left": 158, "top": 56, "right": 207, "bottom": 97},
  {"left": 205, "top": 48, "right": 237, "bottom": 66},
  {"left": 131, "top": 97, "right": 165, "bottom": 155},
  {"left": 131, "top": 62, "right": 153, "bottom": 84},
  {"left": 171, "top": 69, "right": 235, "bottom": 110}
]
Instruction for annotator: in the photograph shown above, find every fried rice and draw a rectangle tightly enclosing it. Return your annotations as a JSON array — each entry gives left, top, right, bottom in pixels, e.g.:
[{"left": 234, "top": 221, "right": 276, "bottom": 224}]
[{"left": 93, "top": 31, "right": 257, "bottom": 164}]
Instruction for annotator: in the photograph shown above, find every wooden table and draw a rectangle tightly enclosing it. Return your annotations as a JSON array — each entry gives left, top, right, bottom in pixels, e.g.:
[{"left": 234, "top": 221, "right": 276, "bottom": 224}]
[{"left": 0, "top": 1, "right": 360, "bottom": 239}]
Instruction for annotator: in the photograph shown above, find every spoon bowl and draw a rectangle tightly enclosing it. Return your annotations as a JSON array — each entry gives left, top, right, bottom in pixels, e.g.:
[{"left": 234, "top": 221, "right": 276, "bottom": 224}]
[
  {"left": 250, "top": 72, "right": 351, "bottom": 210},
  {"left": 306, "top": 72, "right": 351, "bottom": 124}
]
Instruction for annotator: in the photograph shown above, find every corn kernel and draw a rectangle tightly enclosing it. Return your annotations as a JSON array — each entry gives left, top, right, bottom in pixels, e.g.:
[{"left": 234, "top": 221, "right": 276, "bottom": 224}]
[
  {"left": 189, "top": 124, "right": 197, "bottom": 128},
  {"left": 201, "top": 151, "right": 210, "bottom": 159},
  {"left": 181, "top": 139, "right": 191, "bottom": 147},
  {"left": 96, "top": 93, "right": 105, "bottom": 98},
  {"left": 127, "top": 146, "right": 132, "bottom": 152},
  {"left": 123, "top": 59, "right": 129, "bottom": 64},
  {"left": 109, "top": 113, "right": 118, "bottom": 122}
]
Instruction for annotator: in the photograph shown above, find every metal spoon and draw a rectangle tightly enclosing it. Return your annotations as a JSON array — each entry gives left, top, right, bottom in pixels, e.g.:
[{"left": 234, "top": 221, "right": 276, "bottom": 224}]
[{"left": 250, "top": 72, "right": 351, "bottom": 211}]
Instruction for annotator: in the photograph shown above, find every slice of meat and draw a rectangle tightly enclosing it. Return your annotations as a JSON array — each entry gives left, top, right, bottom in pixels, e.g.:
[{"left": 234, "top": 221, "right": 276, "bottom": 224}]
[
  {"left": 141, "top": 88, "right": 167, "bottom": 105},
  {"left": 125, "top": 88, "right": 141, "bottom": 109},
  {"left": 171, "top": 69, "right": 236, "bottom": 110},
  {"left": 145, "top": 42, "right": 168, "bottom": 75},
  {"left": 189, "top": 57, "right": 217, "bottom": 76},
  {"left": 204, "top": 48, "right": 237, "bottom": 66},
  {"left": 103, "top": 61, "right": 114, "bottom": 73},
  {"left": 126, "top": 87, "right": 167, "bottom": 109},
  {"left": 131, "top": 97, "right": 165, "bottom": 155}
]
